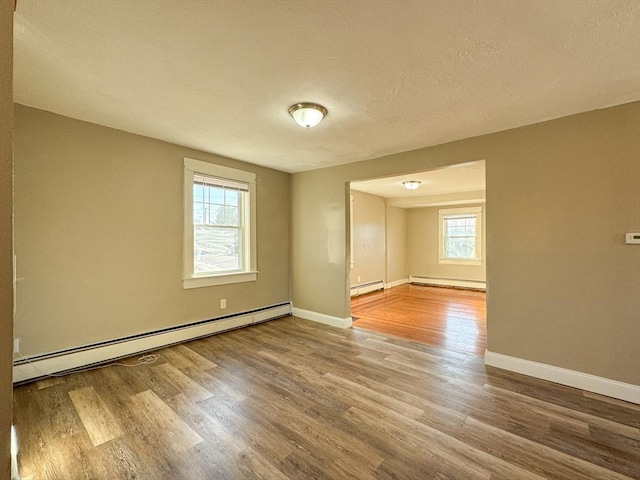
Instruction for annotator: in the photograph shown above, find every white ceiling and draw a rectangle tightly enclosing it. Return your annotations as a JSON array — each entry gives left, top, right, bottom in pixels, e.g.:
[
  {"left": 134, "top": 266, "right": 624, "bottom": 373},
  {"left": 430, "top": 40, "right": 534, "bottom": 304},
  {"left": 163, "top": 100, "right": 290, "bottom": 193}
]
[
  {"left": 351, "top": 160, "right": 485, "bottom": 200},
  {"left": 13, "top": 0, "right": 640, "bottom": 173}
]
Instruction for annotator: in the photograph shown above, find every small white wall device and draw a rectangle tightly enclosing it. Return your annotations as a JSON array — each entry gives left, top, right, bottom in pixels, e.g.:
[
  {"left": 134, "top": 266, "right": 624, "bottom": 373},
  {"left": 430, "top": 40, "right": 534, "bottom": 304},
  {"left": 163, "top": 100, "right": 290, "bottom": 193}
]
[{"left": 625, "top": 232, "right": 640, "bottom": 245}]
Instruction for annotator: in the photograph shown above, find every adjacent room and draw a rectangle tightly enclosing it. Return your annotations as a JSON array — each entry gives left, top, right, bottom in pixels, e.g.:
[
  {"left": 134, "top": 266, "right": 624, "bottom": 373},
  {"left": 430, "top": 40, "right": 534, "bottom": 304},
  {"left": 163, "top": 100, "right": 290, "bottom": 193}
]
[
  {"left": 1, "top": 1, "right": 639, "bottom": 479},
  {"left": 349, "top": 162, "right": 487, "bottom": 357}
]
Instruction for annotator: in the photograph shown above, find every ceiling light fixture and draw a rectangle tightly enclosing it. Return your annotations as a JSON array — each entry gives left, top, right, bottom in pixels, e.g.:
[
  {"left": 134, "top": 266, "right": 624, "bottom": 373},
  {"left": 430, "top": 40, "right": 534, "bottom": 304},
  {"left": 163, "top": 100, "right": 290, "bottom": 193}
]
[
  {"left": 288, "top": 103, "right": 327, "bottom": 128},
  {"left": 402, "top": 180, "right": 421, "bottom": 190}
]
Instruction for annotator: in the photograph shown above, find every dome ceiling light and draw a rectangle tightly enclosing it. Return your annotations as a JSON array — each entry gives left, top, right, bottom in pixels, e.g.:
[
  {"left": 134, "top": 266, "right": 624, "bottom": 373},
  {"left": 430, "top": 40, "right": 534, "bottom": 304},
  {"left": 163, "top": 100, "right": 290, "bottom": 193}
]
[
  {"left": 288, "top": 103, "right": 328, "bottom": 128},
  {"left": 402, "top": 180, "right": 421, "bottom": 190}
]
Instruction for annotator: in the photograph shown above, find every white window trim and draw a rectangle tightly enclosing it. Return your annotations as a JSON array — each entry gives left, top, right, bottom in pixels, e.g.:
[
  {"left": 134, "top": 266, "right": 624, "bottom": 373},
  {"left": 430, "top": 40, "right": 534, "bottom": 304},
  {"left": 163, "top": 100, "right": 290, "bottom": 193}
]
[
  {"left": 183, "top": 158, "right": 257, "bottom": 289},
  {"left": 438, "top": 206, "right": 483, "bottom": 266}
]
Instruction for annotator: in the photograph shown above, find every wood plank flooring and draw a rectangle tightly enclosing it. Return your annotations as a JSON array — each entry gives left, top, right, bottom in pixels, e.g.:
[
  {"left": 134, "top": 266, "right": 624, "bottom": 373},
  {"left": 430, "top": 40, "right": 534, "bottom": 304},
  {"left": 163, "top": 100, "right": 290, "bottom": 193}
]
[
  {"left": 13, "top": 316, "right": 640, "bottom": 479},
  {"left": 351, "top": 284, "right": 487, "bottom": 356}
]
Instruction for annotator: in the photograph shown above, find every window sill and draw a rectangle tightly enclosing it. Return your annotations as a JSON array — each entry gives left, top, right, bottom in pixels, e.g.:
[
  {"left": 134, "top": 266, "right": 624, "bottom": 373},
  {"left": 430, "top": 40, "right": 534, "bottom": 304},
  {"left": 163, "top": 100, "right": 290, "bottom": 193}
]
[
  {"left": 183, "top": 271, "right": 258, "bottom": 289},
  {"left": 438, "top": 259, "right": 482, "bottom": 266}
]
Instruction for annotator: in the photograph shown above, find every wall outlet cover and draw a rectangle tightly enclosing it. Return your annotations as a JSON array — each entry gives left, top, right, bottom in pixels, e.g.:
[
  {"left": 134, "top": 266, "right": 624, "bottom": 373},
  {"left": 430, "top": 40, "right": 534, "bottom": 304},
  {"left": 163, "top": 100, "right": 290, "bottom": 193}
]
[{"left": 625, "top": 232, "right": 640, "bottom": 244}]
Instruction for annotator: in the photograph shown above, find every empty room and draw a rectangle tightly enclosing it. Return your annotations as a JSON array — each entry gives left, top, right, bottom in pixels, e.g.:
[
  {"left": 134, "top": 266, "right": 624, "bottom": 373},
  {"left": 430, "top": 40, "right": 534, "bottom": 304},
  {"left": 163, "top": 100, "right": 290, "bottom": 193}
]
[
  {"left": 1, "top": 1, "right": 639, "bottom": 479},
  {"left": 349, "top": 163, "right": 487, "bottom": 357}
]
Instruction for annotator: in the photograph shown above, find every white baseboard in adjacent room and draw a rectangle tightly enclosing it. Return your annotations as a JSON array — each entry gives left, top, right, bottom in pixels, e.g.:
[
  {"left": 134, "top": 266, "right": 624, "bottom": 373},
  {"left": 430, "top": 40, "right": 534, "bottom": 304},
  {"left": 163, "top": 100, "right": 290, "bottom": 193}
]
[
  {"left": 385, "top": 278, "right": 409, "bottom": 289},
  {"left": 291, "top": 307, "right": 352, "bottom": 329},
  {"left": 409, "top": 276, "right": 486, "bottom": 290},
  {"left": 13, "top": 303, "right": 292, "bottom": 384},
  {"left": 484, "top": 350, "right": 640, "bottom": 405}
]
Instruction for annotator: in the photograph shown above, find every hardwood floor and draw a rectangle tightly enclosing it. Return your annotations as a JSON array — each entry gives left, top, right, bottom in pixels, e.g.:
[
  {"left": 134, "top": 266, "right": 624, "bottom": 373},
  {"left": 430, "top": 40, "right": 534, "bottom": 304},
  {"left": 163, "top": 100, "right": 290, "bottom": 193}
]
[
  {"left": 352, "top": 284, "right": 487, "bottom": 356},
  {"left": 13, "top": 317, "right": 639, "bottom": 479}
]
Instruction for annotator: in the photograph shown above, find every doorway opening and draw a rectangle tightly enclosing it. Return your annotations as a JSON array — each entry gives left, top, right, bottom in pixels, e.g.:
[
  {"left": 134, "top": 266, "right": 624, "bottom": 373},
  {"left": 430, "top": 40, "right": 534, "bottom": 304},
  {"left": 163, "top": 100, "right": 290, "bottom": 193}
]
[{"left": 348, "top": 160, "right": 486, "bottom": 357}]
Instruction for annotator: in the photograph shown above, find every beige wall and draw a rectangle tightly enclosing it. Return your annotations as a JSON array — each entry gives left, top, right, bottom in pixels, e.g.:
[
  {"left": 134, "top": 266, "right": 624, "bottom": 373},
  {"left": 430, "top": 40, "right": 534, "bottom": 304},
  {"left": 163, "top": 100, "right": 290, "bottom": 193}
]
[
  {"left": 0, "top": 0, "right": 13, "bottom": 476},
  {"left": 350, "top": 190, "right": 385, "bottom": 286},
  {"left": 407, "top": 204, "right": 486, "bottom": 282},
  {"left": 291, "top": 102, "right": 640, "bottom": 385},
  {"left": 385, "top": 206, "right": 408, "bottom": 284},
  {"left": 14, "top": 105, "right": 290, "bottom": 357}
]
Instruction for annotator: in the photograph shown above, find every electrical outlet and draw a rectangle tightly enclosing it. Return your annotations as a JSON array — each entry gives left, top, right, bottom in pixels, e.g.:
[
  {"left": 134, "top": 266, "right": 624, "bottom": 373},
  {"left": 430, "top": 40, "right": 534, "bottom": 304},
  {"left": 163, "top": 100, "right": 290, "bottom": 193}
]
[
  {"left": 13, "top": 338, "right": 19, "bottom": 354},
  {"left": 220, "top": 298, "right": 227, "bottom": 309},
  {"left": 357, "top": 276, "right": 361, "bottom": 282}
]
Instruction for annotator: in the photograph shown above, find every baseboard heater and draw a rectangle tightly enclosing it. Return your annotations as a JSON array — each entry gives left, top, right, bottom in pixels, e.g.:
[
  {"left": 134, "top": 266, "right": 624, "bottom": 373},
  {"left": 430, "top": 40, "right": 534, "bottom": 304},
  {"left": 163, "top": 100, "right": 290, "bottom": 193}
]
[
  {"left": 410, "top": 276, "right": 486, "bottom": 290},
  {"left": 350, "top": 280, "right": 385, "bottom": 297},
  {"left": 13, "top": 302, "right": 292, "bottom": 384}
]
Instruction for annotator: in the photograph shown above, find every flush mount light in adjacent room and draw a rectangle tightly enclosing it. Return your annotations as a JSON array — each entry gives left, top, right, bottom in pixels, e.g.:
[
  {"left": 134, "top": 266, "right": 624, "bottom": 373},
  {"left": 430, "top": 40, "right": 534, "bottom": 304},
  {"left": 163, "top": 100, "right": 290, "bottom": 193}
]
[
  {"left": 288, "top": 103, "right": 328, "bottom": 128},
  {"left": 402, "top": 180, "right": 421, "bottom": 190}
]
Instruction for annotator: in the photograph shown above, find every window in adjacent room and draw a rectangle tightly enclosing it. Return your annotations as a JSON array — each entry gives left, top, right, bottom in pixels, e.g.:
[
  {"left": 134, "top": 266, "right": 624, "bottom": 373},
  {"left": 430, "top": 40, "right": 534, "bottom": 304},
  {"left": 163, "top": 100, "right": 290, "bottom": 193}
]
[
  {"left": 183, "top": 158, "right": 257, "bottom": 288},
  {"left": 438, "top": 206, "right": 482, "bottom": 265}
]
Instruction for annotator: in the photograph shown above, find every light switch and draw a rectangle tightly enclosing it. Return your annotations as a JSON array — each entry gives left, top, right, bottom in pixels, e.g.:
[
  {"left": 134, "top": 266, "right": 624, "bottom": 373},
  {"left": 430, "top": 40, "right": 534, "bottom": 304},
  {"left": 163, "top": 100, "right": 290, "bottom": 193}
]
[{"left": 625, "top": 232, "right": 640, "bottom": 245}]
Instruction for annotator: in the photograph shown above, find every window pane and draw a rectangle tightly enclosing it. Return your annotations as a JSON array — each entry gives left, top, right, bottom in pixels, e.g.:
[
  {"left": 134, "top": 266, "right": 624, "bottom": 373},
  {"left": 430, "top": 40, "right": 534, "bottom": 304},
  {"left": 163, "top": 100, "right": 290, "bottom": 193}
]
[
  {"left": 446, "top": 216, "right": 476, "bottom": 237},
  {"left": 193, "top": 202, "right": 204, "bottom": 224},
  {"left": 194, "top": 226, "right": 240, "bottom": 273},
  {"left": 208, "top": 204, "right": 224, "bottom": 225},
  {"left": 465, "top": 220, "right": 476, "bottom": 235},
  {"left": 444, "top": 214, "right": 477, "bottom": 259},
  {"left": 446, "top": 237, "right": 476, "bottom": 259},
  {"left": 194, "top": 184, "right": 204, "bottom": 202},
  {"left": 208, "top": 185, "right": 225, "bottom": 205},
  {"left": 225, "top": 189, "right": 239, "bottom": 206},
  {"left": 224, "top": 206, "right": 239, "bottom": 225},
  {"left": 438, "top": 209, "right": 481, "bottom": 264}
]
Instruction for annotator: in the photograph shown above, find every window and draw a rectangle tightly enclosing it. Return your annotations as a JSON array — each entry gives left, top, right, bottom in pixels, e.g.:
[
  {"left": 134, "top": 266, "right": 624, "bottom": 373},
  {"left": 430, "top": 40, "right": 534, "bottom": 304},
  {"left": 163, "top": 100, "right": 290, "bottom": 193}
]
[
  {"left": 183, "top": 158, "right": 257, "bottom": 288},
  {"left": 438, "top": 206, "right": 482, "bottom": 265}
]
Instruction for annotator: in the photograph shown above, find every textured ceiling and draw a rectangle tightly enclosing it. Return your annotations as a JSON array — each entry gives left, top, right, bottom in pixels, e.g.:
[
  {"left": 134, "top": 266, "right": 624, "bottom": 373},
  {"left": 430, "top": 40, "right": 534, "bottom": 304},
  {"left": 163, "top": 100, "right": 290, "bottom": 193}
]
[{"left": 13, "top": 0, "right": 640, "bottom": 173}]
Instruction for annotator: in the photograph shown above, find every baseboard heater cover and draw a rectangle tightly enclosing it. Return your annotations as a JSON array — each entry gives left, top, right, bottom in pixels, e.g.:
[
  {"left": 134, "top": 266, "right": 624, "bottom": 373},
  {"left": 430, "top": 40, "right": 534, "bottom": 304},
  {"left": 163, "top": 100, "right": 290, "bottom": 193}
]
[
  {"left": 385, "top": 278, "right": 409, "bottom": 289},
  {"left": 13, "top": 302, "right": 292, "bottom": 384},
  {"left": 410, "top": 276, "right": 486, "bottom": 290},
  {"left": 350, "top": 280, "right": 385, "bottom": 297}
]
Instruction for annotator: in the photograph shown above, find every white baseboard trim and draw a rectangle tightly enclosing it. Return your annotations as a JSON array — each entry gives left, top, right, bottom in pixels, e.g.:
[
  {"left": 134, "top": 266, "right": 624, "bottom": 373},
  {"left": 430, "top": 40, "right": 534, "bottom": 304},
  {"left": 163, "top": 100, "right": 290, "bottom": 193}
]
[
  {"left": 291, "top": 307, "right": 353, "bottom": 329},
  {"left": 13, "top": 303, "right": 292, "bottom": 384},
  {"left": 410, "top": 275, "right": 486, "bottom": 290},
  {"left": 484, "top": 350, "right": 640, "bottom": 405},
  {"left": 385, "top": 278, "right": 409, "bottom": 289}
]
